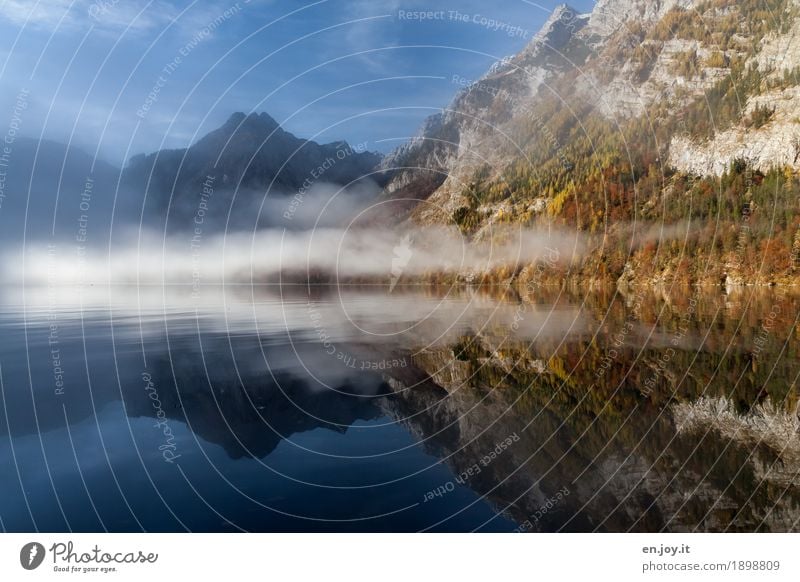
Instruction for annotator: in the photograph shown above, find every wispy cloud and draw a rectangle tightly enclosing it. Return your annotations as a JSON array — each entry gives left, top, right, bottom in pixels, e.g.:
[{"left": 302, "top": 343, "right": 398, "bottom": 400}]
[
  {"left": 340, "top": 0, "right": 402, "bottom": 75},
  {"left": 0, "top": 0, "right": 243, "bottom": 36},
  {"left": 0, "top": 0, "right": 74, "bottom": 31}
]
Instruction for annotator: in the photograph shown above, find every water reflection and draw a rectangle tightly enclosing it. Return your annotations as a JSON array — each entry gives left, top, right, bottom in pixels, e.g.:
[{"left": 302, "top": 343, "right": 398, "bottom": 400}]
[{"left": 0, "top": 284, "right": 798, "bottom": 531}]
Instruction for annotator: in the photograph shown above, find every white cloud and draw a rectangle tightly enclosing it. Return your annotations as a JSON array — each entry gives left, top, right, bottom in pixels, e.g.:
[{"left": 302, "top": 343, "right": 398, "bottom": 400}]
[
  {"left": 0, "top": 0, "right": 240, "bottom": 36},
  {"left": 339, "top": 0, "right": 404, "bottom": 75},
  {"left": 0, "top": 0, "right": 74, "bottom": 31}
]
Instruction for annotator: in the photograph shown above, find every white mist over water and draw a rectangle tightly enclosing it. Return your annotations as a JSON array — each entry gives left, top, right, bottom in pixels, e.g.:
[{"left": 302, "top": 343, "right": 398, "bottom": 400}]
[{"left": 6, "top": 225, "right": 584, "bottom": 286}]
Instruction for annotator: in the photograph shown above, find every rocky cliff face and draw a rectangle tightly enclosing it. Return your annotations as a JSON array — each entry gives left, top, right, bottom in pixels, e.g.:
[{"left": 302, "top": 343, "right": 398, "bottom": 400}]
[
  {"left": 380, "top": 0, "right": 800, "bottom": 285},
  {"left": 384, "top": 0, "right": 800, "bottom": 198},
  {"left": 586, "top": 0, "right": 696, "bottom": 37},
  {"left": 381, "top": 4, "right": 592, "bottom": 224},
  {"left": 669, "top": 10, "right": 800, "bottom": 175}
]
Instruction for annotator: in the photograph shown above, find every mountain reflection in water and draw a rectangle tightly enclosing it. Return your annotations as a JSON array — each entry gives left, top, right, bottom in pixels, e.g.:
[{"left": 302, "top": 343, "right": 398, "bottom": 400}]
[{"left": 0, "top": 285, "right": 798, "bottom": 532}]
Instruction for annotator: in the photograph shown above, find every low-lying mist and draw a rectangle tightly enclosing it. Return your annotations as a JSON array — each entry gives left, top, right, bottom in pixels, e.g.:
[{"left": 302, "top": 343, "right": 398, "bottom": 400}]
[
  {"left": 8, "top": 223, "right": 583, "bottom": 286},
  {"left": 164, "top": 180, "right": 385, "bottom": 233}
]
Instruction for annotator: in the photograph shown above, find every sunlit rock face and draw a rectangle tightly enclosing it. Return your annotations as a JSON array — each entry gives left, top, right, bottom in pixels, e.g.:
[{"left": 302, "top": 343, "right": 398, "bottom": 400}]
[
  {"left": 382, "top": 0, "right": 800, "bottom": 228},
  {"left": 380, "top": 4, "right": 593, "bottom": 222}
]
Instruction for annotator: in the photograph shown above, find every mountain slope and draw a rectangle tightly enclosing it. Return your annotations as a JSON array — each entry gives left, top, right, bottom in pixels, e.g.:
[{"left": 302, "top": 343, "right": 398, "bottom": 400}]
[
  {"left": 124, "top": 112, "right": 382, "bottom": 231},
  {"left": 0, "top": 138, "right": 128, "bottom": 245},
  {"left": 380, "top": 4, "right": 591, "bottom": 221},
  {"left": 381, "top": 0, "right": 800, "bottom": 286}
]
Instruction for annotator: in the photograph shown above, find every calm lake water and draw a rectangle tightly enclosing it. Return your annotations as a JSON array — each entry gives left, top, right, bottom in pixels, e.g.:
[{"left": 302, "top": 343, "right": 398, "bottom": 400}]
[{"left": 1, "top": 284, "right": 798, "bottom": 532}]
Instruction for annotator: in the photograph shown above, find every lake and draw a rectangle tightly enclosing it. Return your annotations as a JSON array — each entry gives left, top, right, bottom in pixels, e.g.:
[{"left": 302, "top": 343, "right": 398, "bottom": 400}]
[{"left": 1, "top": 284, "right": 798, "bottom": 532}]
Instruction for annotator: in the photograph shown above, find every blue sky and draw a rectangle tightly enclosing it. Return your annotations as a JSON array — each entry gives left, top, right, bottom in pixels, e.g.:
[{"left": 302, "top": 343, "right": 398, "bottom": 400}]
[{"left": 0, "top": 0, "right": 595, "bottom": 166}]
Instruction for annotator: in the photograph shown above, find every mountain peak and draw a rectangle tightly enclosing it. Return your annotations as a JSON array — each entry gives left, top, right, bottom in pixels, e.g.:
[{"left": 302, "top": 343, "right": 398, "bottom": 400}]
[
  {"left": 226, "top": 112, "right": 246, "bottom": 125},
  {"left": 527, "top": 3, "right": 587, "bottom": 51},
  {"left": 549, "top": 3, "right": 580, "bottom": 22},
  {"left": 224, "top": 111, "right": 280, "bottom": 133},
  {"left": 544, "top": 4, "right": 584, "bottom": 30},
  {"left": 124, "top": 110, "right": 383, "bottom": 231}
]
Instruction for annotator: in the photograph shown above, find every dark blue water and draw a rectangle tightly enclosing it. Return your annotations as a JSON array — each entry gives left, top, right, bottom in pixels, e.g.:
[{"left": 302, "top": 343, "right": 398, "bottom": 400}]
[
  {"left": 3, "top": 285, "right": 799, "bottom": 532},
  {"left": 0, "top": 287, "right": 517, "bottom": 532}
]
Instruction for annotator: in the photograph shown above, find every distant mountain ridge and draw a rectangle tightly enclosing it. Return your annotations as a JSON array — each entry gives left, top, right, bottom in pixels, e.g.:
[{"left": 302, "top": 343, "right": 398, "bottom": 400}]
[
  {"left": 0, "top": 137, "right": 126, "bottom": 245},
  {"left": 124, "top": 111, "right": 383, "bottom": 230}
]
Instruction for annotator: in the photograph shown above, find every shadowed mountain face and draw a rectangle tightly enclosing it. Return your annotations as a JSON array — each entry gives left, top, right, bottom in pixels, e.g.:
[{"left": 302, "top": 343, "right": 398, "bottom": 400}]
[
  {"left": 2, "top": 113, "right": 383, "bottom": 244},
  {"left": 123, "top": 112, "right": 383, "bottom": 232},
  {"left": 0, "top": 138, "right": 130, "bottom": 245}
]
